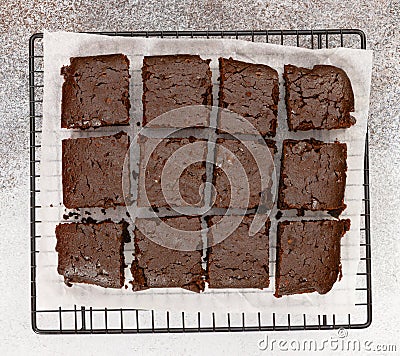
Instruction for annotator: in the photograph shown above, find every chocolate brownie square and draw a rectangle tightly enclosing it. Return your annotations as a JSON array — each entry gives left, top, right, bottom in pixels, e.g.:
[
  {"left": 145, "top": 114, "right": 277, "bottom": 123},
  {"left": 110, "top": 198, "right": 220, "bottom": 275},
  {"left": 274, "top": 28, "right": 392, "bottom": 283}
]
[
  {"left": 278, "top": 139, "right": 347, "bottom": 215},
  {"left": 62, "top": 132, "right": 129, "bottom": 209},
  {"left": 218, "top": 58, "right": 279, "bottom": 136},
  {"left": 284, "top": 64, "right": 355, "bottom": 131},
  {"left": 207, "top": 215, "right": 270, "bottom": 288},
  {"left": 142, "top": 55, "right": 212, "bottom": 127},
  {"left": 213, "top": 138, "right": 276, "bottom": 209},
  {"left": 55, "top": 221, "right": 128, "bottom": 288},
  {"left": 131, "top": 216, "right": 205, "bottom": 292},
  {"left": 61, "top": 54, "right": 130, "bottom": 129},
  {"left": 274, "top": 219, "right": 350, "bottom": 297},
  {"left": 137, "top": 136, "right": 207, "bottom": 208}
]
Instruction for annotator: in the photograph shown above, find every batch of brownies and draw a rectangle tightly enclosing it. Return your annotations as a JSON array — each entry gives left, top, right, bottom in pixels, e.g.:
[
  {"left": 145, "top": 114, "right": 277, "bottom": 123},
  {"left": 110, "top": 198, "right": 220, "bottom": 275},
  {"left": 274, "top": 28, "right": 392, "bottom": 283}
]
[{"left": 55, "top": 53, "right": 355, "bottom": 298}]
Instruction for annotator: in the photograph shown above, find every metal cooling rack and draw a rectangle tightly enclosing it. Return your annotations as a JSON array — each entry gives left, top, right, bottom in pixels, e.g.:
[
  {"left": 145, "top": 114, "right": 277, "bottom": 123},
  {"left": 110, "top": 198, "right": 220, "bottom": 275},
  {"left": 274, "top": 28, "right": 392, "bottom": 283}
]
[{"left": 30, "top": 29, "right": 372, "bottom": 334}]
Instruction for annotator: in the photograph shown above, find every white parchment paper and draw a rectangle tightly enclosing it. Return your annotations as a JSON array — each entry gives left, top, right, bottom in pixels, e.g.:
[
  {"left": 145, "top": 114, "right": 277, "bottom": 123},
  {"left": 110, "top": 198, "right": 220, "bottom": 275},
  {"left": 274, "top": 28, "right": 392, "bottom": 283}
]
[{"left": 38, "top": 31, "right": 372, "bottom": 314}]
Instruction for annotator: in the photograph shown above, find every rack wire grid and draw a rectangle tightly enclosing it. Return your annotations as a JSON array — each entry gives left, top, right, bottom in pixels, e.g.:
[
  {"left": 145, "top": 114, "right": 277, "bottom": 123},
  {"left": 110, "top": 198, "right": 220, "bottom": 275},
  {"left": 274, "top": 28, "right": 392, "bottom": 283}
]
[{"left": 30, "top": 29, "right": 372, "bottom": 334}]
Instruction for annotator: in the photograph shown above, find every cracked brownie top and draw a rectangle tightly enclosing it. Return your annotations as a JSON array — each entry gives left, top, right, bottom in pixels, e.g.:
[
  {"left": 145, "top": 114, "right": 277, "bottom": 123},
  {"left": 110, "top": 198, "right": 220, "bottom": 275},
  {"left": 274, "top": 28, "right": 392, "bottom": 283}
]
[
  {"left": 284, "top": 64, "right": 355, "bottom": 131},
  {"left": 142, "top": 55, "right": 212, "bottom": 126},
  {"left": 218, "top": 57, "right": 279, "bottom": 137},
  {"left": 62, "top": 132, "right": 129, "bottom": 209},
  {"left": 137, "top": 136, "right": 207, "bottom": 208},
  {"left": 61, "top": 54, "right": 131, "bottom": 129},
  {"left": 275, "top": 219, "right": 350, "bottom": 297},
  {"left": 278, "top": 138, "right": 347, "bottom": 215},
  {"left": 212, "top": 138, "right": 276, "bottom": 209},
  {"left": 55, "top": 221, "right": 128, "bottom": 288},
  {"left": 131, "top": 216, "right": 205, "bottom": 293},
  {"left": 207, "top": 215, "right": 270, "bottom": 289}
]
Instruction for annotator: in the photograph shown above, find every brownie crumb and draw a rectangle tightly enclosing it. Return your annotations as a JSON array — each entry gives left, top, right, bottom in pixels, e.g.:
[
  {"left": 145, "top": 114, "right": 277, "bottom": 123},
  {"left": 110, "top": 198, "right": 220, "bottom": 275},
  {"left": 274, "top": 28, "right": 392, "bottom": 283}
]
[
  {"left": 132, "top": 171, "right": 139, "bottom": 180},
  {"left": 327, "top": 208, "right": 344, "bottom": 219},
  {"left": 119, "top": 220, "right": 131, "bottom": 243},
  {"left": 63, "top": 211, "right": 81, "bottom": 220},
  {"left": 296, "top": 209, "right": 305, "bottom": 217},
  {"left": 81, "top": 217, "right": 97, "bottom": 224}
]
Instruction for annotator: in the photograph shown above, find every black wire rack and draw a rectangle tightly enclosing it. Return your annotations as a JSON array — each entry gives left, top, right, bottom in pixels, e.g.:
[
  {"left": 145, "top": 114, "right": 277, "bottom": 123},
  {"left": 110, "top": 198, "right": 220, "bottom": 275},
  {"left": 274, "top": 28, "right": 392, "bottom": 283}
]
[{"left": 30, "top": 29, "right": 372, "bottom": 334}]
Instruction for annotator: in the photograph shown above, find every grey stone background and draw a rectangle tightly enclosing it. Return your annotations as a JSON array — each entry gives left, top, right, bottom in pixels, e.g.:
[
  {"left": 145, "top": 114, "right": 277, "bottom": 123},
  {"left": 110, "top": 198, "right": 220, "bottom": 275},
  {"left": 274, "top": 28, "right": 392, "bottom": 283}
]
[{"left": 0, "top": 1, "right": 399, "bottom": 355}]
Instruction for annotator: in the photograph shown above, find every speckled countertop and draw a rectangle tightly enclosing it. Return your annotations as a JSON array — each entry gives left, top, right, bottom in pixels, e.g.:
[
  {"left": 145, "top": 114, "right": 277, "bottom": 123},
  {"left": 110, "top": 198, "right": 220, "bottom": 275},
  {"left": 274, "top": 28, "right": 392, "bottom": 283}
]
[{"left": 0, "top": 1, "right": 399, "bottom": 355}]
